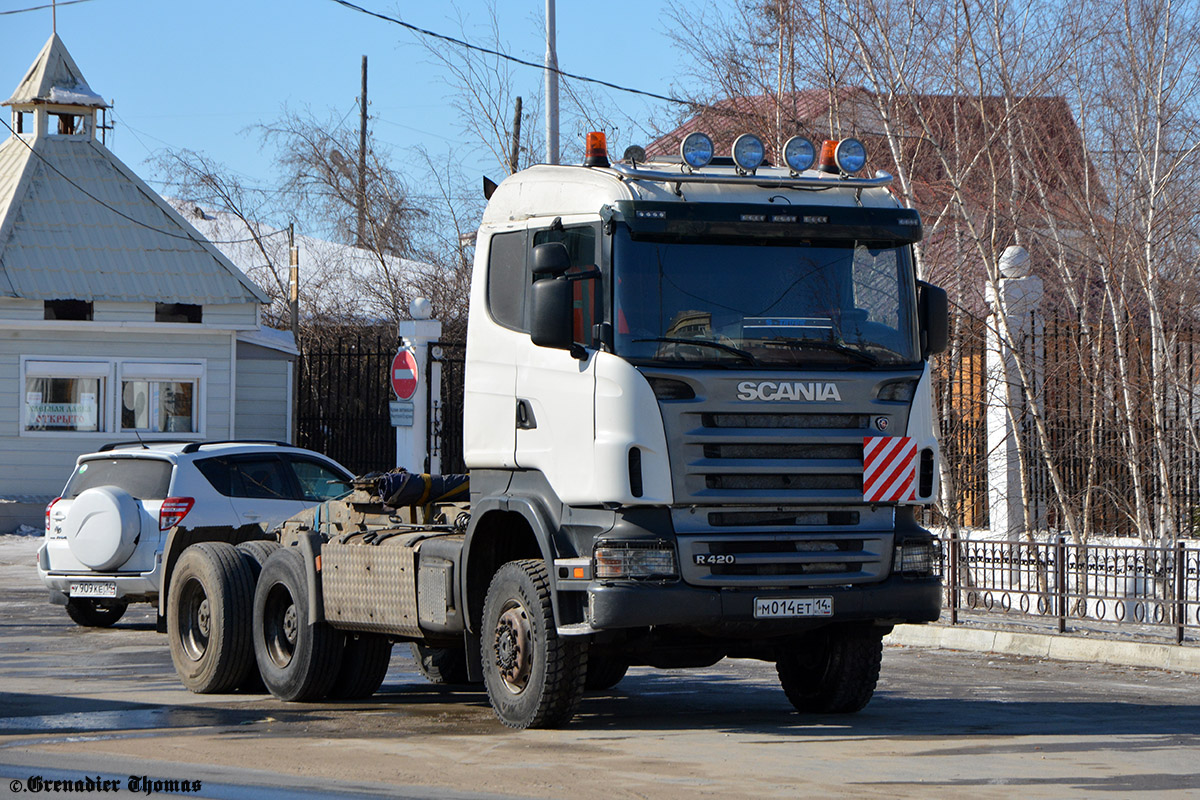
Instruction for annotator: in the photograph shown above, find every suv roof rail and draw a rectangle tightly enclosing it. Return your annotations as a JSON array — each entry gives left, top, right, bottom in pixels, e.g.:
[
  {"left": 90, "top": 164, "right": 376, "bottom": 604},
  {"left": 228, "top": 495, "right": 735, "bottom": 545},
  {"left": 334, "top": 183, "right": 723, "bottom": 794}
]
[
  {"left": 180, "top": 439, "right": 294, "bottom": 454},
  {"left": 98, "top": 440, "right": 197, "bottom": 452}
]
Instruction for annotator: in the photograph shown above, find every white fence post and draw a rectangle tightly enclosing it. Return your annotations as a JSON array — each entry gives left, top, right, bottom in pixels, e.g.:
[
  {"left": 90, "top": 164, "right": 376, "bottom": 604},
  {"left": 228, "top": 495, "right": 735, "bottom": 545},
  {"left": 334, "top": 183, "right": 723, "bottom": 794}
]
[
  {"left": 394, "top": 298, "right": 442, "bottom": 474},
  {"left": 986, "top": 246, "right": 1045, "bottom": 540}
]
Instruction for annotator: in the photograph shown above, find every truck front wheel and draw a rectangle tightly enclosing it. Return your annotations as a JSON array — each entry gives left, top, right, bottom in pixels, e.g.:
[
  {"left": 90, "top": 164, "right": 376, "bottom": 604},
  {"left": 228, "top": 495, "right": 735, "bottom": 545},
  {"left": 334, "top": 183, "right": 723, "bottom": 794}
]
[
  {"left": 253, "top": 548, "right": 344, "bottom": 702},
  {"left": 776, "top": 626, "right": 884, "bottom": 714},
  {"left": 480, "top": 559, "right": 587, "bottom": 729}
]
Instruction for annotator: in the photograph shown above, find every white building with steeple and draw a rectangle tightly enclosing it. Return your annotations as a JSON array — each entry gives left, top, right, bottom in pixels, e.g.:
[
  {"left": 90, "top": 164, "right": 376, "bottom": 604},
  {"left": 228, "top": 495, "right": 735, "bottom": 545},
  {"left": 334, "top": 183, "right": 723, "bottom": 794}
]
[{"left": 0, "top": 34, "right": 297, "bottom": 532}]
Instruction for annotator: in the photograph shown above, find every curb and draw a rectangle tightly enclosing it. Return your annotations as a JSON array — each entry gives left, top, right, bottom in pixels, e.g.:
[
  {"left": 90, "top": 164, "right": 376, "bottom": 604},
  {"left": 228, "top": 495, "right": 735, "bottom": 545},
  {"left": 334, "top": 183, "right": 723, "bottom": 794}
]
[{"left": 885, "top": 623, "right": 1200, "bottom": 674}]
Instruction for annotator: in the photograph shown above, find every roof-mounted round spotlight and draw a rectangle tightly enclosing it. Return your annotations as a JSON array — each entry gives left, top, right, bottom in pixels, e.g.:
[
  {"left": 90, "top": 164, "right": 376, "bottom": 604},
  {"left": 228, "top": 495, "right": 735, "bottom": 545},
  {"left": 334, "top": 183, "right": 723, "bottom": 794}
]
[
  {"left": 834, "top": 138, "right": 867, "bottom": 174},
  {"left": 680, "top": 132, "right": 714, "bottom": 170},
  {"left": 731, "top": 133, "right": 765, "bottom": 173},
  {"left": 782, "top": 135, "right": 816, "bottom": 173}
]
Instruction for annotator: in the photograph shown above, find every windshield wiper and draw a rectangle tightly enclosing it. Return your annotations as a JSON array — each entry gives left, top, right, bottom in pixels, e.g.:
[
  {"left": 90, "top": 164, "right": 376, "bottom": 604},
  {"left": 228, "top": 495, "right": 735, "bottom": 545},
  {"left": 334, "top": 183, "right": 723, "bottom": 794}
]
[
  {"left": 764, "top": 337, "right": 880, "bottom": 365},
  {"left": 633, "top": 337, "right": 759, "bottom": 365}
]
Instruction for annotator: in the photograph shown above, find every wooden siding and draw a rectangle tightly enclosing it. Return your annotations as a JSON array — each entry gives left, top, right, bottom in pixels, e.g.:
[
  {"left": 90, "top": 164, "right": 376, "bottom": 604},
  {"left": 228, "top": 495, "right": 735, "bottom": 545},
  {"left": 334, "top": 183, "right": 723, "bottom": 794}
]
[
  {"left": 0, "top": 328, "right": 234, "bottom": 497},
  {"left": 235, "top": 359, "right": 291, "bottom": 442}
]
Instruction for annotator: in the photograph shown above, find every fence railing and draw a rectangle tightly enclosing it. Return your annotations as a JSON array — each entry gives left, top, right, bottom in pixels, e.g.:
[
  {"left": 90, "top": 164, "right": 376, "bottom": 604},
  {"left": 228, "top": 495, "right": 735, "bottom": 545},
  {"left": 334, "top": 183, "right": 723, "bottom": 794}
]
[{"left": 941, "top": 534, "right": 1200, "bottom": 645}]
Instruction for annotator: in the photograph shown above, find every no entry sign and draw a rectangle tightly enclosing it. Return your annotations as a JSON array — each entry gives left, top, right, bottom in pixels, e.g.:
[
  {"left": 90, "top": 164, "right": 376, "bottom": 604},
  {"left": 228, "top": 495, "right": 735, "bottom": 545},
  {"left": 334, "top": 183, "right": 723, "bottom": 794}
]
[{"left": 391, "top": 350, "right": 419, "bottom": 401}]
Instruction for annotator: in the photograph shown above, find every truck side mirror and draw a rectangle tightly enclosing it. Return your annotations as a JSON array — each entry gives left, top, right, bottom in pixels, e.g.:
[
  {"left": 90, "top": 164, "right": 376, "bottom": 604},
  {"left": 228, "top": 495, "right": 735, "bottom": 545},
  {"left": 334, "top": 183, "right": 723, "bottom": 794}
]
[
  {"left": 530, "top": 277, "right": 575, "bottom": 351},
  {"left": 918, "top": 281, "right": 949, "bottom": 356},
  {"left": 532, "top": 241, "right": 571, "bottom": 277}
]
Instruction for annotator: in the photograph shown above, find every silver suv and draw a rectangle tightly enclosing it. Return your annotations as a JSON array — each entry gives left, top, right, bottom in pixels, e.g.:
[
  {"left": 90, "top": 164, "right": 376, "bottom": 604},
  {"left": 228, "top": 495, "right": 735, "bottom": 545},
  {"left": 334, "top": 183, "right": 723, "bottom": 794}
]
[{"left": 38, "top": 440, "right": 353, "bottom": 627}]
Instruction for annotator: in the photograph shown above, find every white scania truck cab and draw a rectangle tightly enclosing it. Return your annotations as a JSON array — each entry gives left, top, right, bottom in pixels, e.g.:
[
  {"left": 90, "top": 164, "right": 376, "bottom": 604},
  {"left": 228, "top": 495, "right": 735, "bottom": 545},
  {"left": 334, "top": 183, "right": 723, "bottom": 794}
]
[
  {"left": 460, "top": 131, "right": 947, "bottom": 719},
  {"left": 159, "top": 131, "right": 948, "bottom": 730}
]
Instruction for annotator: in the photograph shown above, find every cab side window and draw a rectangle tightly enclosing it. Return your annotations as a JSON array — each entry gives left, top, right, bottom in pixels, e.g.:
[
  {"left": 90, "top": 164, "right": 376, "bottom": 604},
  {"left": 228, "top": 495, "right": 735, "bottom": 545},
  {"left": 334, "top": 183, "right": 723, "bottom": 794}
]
[
  {"left": 533, "top": 226, "right": 601, "bottom": 346},
  {"left": 487, "top": 230, "right": 529, "bottom": 332}
]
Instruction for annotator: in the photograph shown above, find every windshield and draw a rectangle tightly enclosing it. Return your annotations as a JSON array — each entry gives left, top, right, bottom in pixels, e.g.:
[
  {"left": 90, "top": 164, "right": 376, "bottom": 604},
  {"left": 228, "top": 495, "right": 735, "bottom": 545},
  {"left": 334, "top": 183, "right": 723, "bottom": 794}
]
[{"left": 612, "top": 227, "right": 919, "bottom": 367}]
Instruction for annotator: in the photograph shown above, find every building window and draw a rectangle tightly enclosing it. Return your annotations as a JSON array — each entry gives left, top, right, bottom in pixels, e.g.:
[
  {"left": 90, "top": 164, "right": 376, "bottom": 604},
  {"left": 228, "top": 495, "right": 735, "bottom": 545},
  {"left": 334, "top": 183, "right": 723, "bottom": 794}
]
[
  {"left": 44, "top": 299, "right": 93, "bottom": 320},
  {"left": 23, "top": 361, "right": 108, "bottom": 432},
  {"left": 119, "top": 363, "right": 203, "bottom": 433},
  {"left": 155, "top": 303, "right": 202, "bottom": 323}
]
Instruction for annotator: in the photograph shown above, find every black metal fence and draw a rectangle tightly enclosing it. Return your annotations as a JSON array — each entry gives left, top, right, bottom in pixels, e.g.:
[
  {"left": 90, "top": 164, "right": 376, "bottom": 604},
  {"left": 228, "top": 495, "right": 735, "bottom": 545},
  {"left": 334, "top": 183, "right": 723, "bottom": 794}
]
[
  {"left": 930, "top": 311, "right": 1200, "bottom": 538},
  {"left": 296, "top": 332, "right": 396, "bottom": 475},
  {"left": 427, "top": 340, "right": 466, "bottom": 475},
  {"left": 941, "top": 534, "right": 1200, "bottom": 644}
]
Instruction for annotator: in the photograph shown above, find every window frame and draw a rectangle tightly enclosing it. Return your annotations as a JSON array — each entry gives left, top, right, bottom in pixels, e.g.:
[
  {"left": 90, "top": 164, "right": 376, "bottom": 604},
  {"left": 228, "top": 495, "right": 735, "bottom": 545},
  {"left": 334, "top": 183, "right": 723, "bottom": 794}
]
[
  {"left": 118, "top": 361, "right": 205, "bottom": 436},
  {"left": 18, "top": 356, "right": 208, "bottom": 439}
]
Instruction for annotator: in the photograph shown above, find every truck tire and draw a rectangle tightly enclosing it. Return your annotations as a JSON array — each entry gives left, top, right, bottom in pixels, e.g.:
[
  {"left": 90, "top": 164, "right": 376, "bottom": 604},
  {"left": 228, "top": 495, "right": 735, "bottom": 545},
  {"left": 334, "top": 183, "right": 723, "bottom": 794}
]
[
  {"left": 329, "top": 633, "right": 393, "bottom": 699},
  {"left": 480, "top": 559, "right": 587, "bottom": 729},
  {"left": 65, "top": 597, "right": 128, "bottom": 628},
  {"left": 236, "top": 540, "right": 281, "bottom": 575},
  {"left": 584, "top": 651, "right": 629, "bottom": 691},
  {"left": 776, "top": 627, "right": 884, "bottom": 714},
  {"left": 233, "top": 540, "right": 281, "bottom": 692},
  {"left": 253, "top": 548, "right": 344, "bottom": 702},
  {"left": 411, "top": 643, "right": 472, "bottom": 686},
  {"left": 167, "top": 542, "right": 256, "bottom": 694}
]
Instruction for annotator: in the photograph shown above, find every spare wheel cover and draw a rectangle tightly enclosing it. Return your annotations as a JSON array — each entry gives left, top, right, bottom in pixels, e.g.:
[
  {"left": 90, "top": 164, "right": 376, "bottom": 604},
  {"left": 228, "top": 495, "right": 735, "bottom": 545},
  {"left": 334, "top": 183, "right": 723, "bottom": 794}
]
[{"left": 65, "top": 486, "right": 141, "bottom": 571}]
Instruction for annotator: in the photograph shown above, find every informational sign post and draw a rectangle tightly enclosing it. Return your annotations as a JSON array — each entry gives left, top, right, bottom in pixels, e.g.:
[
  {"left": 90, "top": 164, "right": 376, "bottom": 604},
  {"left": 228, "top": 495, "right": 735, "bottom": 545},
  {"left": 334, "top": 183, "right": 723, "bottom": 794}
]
[{"left": 393, "top": 312, "right": 441, "bottom": 473}]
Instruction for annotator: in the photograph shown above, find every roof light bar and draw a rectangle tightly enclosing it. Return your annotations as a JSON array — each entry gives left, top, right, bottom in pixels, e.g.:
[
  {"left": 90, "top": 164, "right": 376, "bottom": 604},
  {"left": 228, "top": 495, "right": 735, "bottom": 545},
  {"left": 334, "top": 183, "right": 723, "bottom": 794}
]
[
  {"left": 680, "top": 132, "right": 714, "bottom": 170},
  {"left": 731, "top": 133, "right": 765, "bottom": 173},
  {"left": 819, "top": 138, "right": 867, "bottom": 175},
  {"left": 783, "top": 136, "right": 816, "bottom": 174}
]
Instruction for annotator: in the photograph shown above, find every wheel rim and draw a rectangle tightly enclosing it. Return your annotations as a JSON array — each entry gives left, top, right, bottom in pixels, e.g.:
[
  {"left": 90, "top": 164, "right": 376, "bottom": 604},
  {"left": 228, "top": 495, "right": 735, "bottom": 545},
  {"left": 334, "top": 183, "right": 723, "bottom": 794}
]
[
  {"left": 262, "top": 581, "right": 298, "bottom": 669},
  {"left": 177, "top": 577, "right": 210, "bottom": 662},
  {"left": 493, "top": 599, "right": 533, "bottom": 694}
]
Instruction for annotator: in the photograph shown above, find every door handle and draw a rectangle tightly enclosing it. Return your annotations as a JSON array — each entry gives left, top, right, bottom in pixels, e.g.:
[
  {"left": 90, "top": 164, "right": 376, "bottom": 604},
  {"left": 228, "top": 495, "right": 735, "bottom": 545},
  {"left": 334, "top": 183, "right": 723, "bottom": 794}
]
[{"left": 516, "top": 399, "right": 537, "bottom": 430}]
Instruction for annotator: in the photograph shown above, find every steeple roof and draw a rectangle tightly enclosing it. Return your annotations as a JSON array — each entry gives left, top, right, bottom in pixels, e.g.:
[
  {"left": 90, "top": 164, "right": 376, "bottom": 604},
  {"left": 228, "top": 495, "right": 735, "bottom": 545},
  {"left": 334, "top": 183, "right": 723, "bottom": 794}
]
[
  {"left": 4, "top": 33, "right": 106, "bottom": 108},
  {"left": 0, "top": 35, "right": 268, "bottom": 305}
]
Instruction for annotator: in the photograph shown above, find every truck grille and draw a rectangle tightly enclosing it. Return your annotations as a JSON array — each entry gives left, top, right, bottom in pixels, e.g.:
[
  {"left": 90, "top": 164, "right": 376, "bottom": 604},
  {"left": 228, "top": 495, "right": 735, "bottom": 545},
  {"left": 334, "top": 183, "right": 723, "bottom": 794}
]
[
  {"left": 678, "top": 533, "right": 892, "bottom": 587},
  {"left": 675, "top": 411, "right": 870, "bottom": 504}
]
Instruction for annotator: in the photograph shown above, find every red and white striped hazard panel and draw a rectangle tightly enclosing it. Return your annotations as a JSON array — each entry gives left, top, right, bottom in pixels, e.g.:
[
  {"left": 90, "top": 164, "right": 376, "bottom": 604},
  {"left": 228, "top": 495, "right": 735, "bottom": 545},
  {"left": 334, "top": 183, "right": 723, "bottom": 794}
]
[{"left": 862, "top": 436, "right": 917, "bottom": 503}]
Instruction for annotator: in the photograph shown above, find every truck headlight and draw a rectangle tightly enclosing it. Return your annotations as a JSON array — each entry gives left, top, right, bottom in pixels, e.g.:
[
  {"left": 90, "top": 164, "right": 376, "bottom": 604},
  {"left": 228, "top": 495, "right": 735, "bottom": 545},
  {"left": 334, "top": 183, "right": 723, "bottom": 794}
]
[
  {"left": 594, "top": 540, "right": 678, "bottom": 580},
  {"left": 894, "top": 538, "right": 940, "bottom": 578}
]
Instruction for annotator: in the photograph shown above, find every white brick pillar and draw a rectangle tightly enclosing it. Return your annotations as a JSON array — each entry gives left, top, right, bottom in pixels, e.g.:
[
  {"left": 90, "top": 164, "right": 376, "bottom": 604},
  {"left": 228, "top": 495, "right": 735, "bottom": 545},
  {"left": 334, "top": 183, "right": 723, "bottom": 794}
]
[
  {"left": 394, "top": 298, "right": 442, "bottom": 474},
  {"left": 986, "top": 246, "right": 1044, "bottom": 539}
]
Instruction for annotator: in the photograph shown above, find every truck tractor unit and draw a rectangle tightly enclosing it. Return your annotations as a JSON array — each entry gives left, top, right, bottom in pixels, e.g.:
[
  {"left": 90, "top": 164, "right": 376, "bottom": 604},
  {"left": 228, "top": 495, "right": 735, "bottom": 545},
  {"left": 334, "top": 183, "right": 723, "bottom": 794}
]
[{"left": 160, "top": 130, "right": 949, "bottom": 729}]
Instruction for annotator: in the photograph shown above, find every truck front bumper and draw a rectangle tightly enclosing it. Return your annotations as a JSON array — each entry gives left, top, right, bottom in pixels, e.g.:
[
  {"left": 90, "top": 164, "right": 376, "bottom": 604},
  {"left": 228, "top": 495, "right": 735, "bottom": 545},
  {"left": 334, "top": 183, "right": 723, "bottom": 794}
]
[{"left": 587, "top": 575, "right": 941, "bottom": 632}]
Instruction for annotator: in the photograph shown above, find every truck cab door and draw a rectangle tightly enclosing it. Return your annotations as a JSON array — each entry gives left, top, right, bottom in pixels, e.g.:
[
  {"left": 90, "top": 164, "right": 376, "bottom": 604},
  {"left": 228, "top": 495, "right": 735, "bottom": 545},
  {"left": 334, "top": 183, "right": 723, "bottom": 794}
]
[{"left": 514, "top": 222, "right": 601, "bottom": 503}]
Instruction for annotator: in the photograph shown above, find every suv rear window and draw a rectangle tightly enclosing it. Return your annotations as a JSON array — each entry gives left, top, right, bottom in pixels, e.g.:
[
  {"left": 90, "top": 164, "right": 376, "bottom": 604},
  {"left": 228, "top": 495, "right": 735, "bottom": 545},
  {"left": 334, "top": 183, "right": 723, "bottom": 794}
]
[{"left": 64, "top": 458, "right": 173, "bottom": 499}]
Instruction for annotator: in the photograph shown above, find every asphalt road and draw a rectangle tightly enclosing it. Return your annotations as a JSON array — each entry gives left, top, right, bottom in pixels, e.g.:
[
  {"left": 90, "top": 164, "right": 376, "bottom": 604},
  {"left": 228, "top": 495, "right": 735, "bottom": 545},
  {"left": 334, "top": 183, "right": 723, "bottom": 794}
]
[{"left": 2, "top": 534, "right": 1199, "bottom": 799}]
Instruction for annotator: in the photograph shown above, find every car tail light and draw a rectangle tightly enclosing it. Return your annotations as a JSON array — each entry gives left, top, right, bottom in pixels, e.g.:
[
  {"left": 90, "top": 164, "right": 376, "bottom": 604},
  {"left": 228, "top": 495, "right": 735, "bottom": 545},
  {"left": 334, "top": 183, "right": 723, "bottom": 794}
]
[
  {"left": 45, "top": 497, "right": 62, "bottom": 535},
  {"left": 159, "top": 497, "right": 195, "bottom": 531}
]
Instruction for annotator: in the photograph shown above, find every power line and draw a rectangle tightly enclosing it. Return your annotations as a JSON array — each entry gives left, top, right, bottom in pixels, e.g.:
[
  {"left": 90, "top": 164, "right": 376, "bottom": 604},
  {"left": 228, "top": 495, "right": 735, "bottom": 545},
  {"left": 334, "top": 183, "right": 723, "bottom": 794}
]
[
  {"left": 326, "top": 0, "right": 694, "bottom": 107},
  {"left": 0, "top": 117, "right": 286, "bottom": 245},
  {"left": 0, "top": 0, "right": 93, "bottom": 16}
]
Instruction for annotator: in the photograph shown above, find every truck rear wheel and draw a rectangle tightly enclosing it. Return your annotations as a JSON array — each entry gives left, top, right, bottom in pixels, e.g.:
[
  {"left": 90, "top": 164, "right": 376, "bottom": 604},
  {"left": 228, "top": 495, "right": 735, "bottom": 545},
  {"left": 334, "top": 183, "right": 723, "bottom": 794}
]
[
  {"left": 481, "top": 559, "right": 587, "bottom": 729},
  {"left": 411, "top": 643, "right": 472, "bottom": 685},
  {"left": 776, "top": 626, "right": 883, "bottom": 714},
  {"left": 65, "top": 597, "right": 128, "bottom": 628},
  {"left": 233, "top": 540, "right": 281, "bottom": 692},
  {"left": 329, "top": 633, "right": 393, "bottom": 699},
  {"left": 167, "top": 542, "right": 256, "bottom": 693},
  {"left": 253, "top": 548, "right": 344, "bottom": 702}
]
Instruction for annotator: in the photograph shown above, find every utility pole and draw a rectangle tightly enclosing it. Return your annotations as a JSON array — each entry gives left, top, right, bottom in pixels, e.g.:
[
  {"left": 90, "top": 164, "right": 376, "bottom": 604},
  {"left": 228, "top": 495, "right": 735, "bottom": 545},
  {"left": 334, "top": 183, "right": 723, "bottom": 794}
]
[
  {"left": 357, "top": 55, "right": 368, "bottom": 248},
  {"left": 288, "top": 222, "right": 300, "bottom": 345},
  {"left": 510, "top": 96, "right": 523, "bottom": 174},
  {"left": 544, "top": 0, "right": 559, "bottom": 165}
]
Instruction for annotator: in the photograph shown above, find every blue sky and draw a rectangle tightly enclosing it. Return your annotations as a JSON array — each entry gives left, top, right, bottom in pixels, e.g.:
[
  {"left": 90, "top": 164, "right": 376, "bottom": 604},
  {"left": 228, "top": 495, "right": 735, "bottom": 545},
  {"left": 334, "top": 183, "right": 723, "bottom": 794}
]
[{"left": 2, "top": 0, "right": 689, "bottom": 200}]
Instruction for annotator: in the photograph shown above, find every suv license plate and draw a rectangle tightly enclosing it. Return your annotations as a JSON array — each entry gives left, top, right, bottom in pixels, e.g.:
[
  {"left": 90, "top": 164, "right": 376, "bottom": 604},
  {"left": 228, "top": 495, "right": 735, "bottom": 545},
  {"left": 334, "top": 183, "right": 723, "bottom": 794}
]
[
  {"left": 754, "top": 597, "right": 833, "bottom": 619},
  {"left": 70, "top": 581, "right": 117, "bottom": 599}
]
